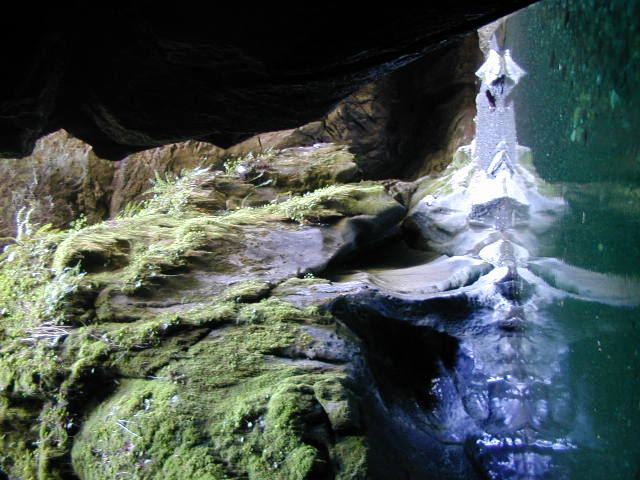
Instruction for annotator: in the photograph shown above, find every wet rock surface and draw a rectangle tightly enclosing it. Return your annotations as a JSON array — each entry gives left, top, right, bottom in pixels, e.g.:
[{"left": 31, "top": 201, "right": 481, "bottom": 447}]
[
  {"left": 2, "top": 3, "right": 640, "bottom": 479},
  {"left": 7, "top": 13, "right": 620, "bottom": 479},
  {"left": 0, "top": 23, "right": 488, "bottom": 477}
]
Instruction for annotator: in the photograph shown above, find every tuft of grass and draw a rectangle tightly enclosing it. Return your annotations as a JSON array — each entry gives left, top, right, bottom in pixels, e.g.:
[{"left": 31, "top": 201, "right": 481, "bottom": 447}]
[
  {"left": 144, "top": 167, "right": 213, "bottom": 216},
  {"left": 0, "top": 211, "right": 85, "bottom": 343}
]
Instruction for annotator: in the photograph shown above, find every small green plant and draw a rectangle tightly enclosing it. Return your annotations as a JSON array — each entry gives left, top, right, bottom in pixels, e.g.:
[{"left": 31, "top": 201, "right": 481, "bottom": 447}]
[
  {"left": 271, "top": 184, "right": 349, "bottom": 223},
  {"left": 70, "top": 214, "right": 88, "bottom": 231},
  {"left": 223, "top": 155, "right": 248, "bottom": 176},
  {"left": 223, "top": 148, "right": 280, "bottom": 177},
  {"left": 0, "top": 208, "right": 85, "bottom": 342},
  {"left": 115, "top": 166, "right": 215, "bottom": 219},
  {"left": 115, "top": 200, "right": 146, "bottom": 219},
  {"left": 145, "top": 166, "right": 212, "bottom": 216}
]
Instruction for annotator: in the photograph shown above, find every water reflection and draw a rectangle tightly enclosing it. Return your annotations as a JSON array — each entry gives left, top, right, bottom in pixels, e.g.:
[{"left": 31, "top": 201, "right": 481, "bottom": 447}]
[{"left": 332, "top": 3, "right": 640, "bottom": 477}]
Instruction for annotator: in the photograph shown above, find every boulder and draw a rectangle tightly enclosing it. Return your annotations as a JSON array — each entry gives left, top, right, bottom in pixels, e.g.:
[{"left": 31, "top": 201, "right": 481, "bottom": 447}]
[
  {"left": 0, "top": 130, "right": 114, "bottom": 245},
  {"left": 0, "top": 168, "right": 408, "bottom": 478}
]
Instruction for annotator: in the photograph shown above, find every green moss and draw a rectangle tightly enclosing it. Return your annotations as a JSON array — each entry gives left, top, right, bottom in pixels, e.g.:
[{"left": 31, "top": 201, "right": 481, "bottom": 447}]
[
  {"left": 53, "top": 214, "right": 241, "bottom": 296},
  {"left": 159, "top": 445, "right": 229, "bottom": 480},
  {"left": 221, "top": 280, "right": 272, "bottom": 303},
  {"left": 53, "top": 178, "right": 396, "bottom": 299},
  {"left": 61, "top": 311, "right": 220, "bottom": 383},
  {"left": 166, "top": 302, "right": 239, "bottom": 327},
  {"left": 0, "top": 397, "right": 40, "bottom": 480},
  {"left": 178, "top": 302, "right": 239, "bottom": 326},
  {"left": 71, "top": 295, "right": 363, "bottom": 479},
  {"left": 314, "top": 378, "right": 360, "bottom": 432},
  {"left": 333, "top": 436, "right": 368, "bottom": 480},
  {"left": 3, "top": 302, "right": 363, "bottom": 480},
  {"left": 0, "top": 223, "right": 88, "bottom": 477},
  {"left": 275, "top": 276, "right": 329, "bottom": 289},
  {"left": 207, "top": 372, "right": 331, "bottom": 480},
  {"left": 36, "top": 403, "right": 73, "bottom": 479},
  {"left": 0, "top": 341, "right": 63, "bottom": 398},
  {"left": 215, "top": 181, "right": 397, "bottom": 226},
  {"left": 0, "top": 219, "right": 84, "bottom": 343},
  {"left": 258, "top": 380, "right": 320, "bottom": 478},
  {"left": 269, "top": 183, "right": 394, "bottom": 223},
  {"left": 237, "top": 298, "right": 317, "bottom": 325},
  {"left": 207, "top": 368, "right": 364, "bottom": 480},
  {"left": 71, "top": 378, "right": 227, "bottom": 480},
  {"left": 0, "top": 397, "right": 76, "bottom": 480},
  {"left": 1, "top": 168, "right": 375, "bottom": 479}
]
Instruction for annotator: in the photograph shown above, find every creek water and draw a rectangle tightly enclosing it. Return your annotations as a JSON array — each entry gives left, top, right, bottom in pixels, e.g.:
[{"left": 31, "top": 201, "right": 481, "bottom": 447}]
[
  {"left": 330, "top": 1, "right": 640, "bottom": 478},
  {"left": 508, "top": 1, "right": 640, "bottom": 478}
]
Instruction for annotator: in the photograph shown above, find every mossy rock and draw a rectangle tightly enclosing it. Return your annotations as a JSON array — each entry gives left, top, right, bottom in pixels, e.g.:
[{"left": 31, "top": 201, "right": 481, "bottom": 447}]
[
  {"left": 0, "top": 172, "right": 387, "bottom": 479},
  {"left": 333, "top": 436, "right": 368, "bottom": 480},
  {"left": 236, "top": 143, "right": 359, "bottom": 193},
  {"left": 72, "top": 323, "right": 366, "bottom": 480}
]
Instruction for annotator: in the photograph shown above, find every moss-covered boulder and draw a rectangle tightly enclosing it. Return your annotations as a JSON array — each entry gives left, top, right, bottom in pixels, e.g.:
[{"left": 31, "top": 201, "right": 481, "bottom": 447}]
[{"left": 0, "top": 164, "right": 403, "bottom": 479}]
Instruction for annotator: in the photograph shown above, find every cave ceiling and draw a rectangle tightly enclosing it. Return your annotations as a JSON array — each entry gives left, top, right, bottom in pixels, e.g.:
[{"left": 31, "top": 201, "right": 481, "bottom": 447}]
[{"left": 0, "top": 1, "right": 535, "bottom": 159}]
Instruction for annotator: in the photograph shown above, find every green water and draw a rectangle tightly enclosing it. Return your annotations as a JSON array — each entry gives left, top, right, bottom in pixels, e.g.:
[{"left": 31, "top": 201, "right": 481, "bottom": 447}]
[{"left": 508, "top": 1, "right": 640, "bottom": 478}]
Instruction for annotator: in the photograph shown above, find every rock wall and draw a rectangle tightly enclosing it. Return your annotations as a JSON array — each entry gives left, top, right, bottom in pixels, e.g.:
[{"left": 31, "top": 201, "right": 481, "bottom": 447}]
[
  {"left": 320, "top": 34, "right": 480, "bottom": 180},
  {"left": 0, "top": 130, "right": 114, "bottom": 245},
  {"left": 0, "top": 34, "right": 479, "bottom": 244},
  {"left": 227, "top": 35, "right": 481, "bottom": 181}
]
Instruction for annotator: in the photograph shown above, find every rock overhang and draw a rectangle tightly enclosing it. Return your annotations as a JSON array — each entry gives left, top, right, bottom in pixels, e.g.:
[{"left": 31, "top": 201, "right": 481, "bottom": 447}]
[{"left": 0, "top": 1, "right": 536, "bottom": 159}]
